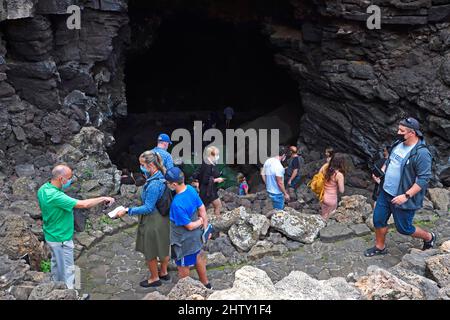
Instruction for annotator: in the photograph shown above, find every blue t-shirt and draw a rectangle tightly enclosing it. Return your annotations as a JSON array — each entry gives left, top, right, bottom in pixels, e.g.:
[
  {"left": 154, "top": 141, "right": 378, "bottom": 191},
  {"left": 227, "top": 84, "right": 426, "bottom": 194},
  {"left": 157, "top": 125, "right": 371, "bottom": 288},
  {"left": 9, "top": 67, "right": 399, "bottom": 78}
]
[
  {"left": 170, "top": 185, "right": 204, "bottom": 226},
  {"left": 151, "top": 147, "right": 174, "bottom": 170},
  {"left": 383, "top": 142, "right": 416, "bottom": 196}
]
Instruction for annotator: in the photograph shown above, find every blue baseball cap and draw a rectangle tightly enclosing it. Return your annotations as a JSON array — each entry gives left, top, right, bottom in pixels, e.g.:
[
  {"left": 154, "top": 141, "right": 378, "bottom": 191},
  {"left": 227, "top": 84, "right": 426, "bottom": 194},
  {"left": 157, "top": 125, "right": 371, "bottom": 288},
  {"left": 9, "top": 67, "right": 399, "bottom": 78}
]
[
  {"left": 165, "top": 166, "right": 184, "bottom": 182},
  {"left": 399, "top": 117, "right": 423, "bottom": 137},
  {"left": 157, "top": 133, "right": 172, "bottom": 144}
]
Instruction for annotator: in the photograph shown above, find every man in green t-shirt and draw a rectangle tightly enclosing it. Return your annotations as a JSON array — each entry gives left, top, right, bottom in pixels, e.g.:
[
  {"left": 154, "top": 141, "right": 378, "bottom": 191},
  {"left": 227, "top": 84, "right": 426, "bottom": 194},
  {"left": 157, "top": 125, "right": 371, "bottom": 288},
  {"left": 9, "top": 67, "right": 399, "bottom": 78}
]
[{"left": 37, "top": 164, "right": 115, "bottom": 289}]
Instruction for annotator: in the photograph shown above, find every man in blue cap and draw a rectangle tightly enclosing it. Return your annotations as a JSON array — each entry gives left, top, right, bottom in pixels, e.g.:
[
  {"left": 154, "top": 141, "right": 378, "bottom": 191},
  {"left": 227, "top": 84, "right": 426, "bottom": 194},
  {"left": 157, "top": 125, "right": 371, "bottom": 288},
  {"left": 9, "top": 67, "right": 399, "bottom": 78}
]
[
  {"left": 152, "top": 133, "right": 174, "bottom": 170},
  {"left": 165, "top": 166, "right": 212, "bottom": 289},
  {"left": 365, "top": 117, "right": 436, "bottom": 257}
]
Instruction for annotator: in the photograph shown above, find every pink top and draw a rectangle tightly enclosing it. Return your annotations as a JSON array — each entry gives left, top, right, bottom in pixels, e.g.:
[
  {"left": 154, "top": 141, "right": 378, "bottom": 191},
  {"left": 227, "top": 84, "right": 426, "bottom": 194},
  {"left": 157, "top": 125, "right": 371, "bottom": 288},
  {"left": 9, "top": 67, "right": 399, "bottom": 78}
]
[{"left": 324, "top": 172, "right": 338, "bottom": 196}]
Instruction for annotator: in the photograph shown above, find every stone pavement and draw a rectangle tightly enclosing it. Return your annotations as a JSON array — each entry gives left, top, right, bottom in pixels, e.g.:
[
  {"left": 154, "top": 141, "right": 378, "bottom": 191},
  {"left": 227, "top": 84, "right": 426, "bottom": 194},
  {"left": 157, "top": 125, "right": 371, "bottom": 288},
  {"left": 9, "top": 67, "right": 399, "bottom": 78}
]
[{"left": 76, "top": 214, "right": 450, "bottom": 300}]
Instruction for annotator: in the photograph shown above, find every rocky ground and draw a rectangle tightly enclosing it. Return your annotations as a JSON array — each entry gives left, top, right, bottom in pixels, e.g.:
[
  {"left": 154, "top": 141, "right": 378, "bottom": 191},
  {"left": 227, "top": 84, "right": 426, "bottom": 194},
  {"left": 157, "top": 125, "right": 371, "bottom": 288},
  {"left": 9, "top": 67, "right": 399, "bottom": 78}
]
[{"left": 73, "top": 187, "right": 450, "bottom": 300}]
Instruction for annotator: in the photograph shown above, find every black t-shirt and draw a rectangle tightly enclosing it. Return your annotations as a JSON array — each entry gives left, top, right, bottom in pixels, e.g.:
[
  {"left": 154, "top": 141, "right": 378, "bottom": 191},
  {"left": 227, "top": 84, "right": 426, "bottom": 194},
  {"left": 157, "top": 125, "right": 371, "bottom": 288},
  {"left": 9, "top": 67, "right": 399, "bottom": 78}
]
[{"left": 287, "top": 156, "right": 303, "bottom": 177}]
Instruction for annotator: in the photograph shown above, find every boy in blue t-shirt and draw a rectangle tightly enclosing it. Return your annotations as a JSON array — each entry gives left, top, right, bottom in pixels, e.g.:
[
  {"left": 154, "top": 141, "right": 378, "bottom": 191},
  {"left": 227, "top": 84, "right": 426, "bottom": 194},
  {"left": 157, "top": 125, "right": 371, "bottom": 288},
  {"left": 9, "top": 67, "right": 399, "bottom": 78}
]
[{"left": 165, "top": 167, "right": 212, "bottom": 289}]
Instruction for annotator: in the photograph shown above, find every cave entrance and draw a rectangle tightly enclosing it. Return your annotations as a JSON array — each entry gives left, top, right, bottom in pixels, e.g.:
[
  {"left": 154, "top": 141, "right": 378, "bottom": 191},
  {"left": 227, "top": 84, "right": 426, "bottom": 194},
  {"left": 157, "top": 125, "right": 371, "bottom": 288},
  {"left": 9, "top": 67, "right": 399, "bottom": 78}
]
[{"left": 109, "top": 2, "right": 303, "bottom": 190}]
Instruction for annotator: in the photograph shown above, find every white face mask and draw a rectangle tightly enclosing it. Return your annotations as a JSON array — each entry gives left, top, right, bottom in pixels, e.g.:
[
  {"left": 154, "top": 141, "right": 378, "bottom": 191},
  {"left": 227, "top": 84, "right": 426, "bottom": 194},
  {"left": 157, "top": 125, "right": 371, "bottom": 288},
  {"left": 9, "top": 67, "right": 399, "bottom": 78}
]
[{"left": 214, "top": 155, "right": 220, "bottom": 163}]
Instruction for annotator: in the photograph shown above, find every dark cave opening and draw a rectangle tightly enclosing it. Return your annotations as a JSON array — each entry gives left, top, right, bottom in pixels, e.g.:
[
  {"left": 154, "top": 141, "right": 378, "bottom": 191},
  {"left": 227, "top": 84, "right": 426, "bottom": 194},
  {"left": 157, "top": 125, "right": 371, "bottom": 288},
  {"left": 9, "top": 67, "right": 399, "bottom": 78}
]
[{"left": 109, "top": 2, "right": 303, "bottom": 189}]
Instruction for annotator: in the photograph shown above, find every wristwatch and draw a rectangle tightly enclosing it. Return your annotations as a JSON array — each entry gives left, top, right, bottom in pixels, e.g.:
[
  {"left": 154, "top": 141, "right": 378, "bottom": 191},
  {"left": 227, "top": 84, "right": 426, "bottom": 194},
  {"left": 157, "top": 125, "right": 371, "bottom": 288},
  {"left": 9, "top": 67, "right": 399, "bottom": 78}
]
[{"left": 405, "top": 193, "right": 411, "bottom": 199}]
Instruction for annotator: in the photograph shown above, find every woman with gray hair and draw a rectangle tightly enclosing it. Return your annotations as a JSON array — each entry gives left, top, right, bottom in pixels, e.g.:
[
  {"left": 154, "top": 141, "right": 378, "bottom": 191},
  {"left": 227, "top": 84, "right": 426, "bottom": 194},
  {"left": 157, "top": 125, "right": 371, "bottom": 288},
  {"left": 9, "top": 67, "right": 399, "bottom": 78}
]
[{"left": 116, "top": 151, "right": 170, "bottom": 287}]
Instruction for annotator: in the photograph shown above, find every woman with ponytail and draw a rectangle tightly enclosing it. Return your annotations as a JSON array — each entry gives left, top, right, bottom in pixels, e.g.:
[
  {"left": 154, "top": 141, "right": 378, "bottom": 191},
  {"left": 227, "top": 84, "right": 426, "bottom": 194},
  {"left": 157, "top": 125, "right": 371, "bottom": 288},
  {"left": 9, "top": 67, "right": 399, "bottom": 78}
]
[
  {"left": 319, "top": 153, "right": 347, "bottom": 220},
  {"left": 116, "top": 151, "right": 170, "bottom": 287}
]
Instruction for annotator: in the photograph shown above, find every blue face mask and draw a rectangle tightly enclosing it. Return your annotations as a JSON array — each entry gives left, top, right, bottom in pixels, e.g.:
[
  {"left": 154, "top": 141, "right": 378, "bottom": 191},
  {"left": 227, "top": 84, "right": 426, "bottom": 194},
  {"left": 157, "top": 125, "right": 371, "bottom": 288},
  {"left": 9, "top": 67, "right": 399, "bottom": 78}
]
[
  {"left": 62, "top": 178, "right": 72, "bottom": 190},
  {"left": 140, "top": 165, "right": 149, "bottom": 175}
]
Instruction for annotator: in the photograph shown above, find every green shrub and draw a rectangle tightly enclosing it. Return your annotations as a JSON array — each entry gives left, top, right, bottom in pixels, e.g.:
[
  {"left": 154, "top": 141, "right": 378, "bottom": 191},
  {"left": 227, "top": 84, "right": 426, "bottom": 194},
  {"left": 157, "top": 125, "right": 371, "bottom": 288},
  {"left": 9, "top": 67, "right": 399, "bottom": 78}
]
[{"left": 40, "top": 259, "right": 51, "bottom": 273}]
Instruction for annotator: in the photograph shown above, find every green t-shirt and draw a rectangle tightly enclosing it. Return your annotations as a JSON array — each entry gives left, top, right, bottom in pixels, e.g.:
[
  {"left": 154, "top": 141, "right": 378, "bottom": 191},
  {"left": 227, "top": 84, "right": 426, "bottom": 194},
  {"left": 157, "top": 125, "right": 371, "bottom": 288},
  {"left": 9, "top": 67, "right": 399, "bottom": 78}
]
[{"left": 37, "top": 182, "right": 78, "bottom": 242}]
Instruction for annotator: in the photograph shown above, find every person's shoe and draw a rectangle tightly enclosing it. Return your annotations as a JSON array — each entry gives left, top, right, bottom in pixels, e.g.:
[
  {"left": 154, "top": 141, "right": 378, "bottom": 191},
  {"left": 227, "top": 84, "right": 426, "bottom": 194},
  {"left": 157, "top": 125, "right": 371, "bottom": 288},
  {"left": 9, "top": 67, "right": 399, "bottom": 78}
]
[
  {"left": 364, "top": 246, "right": 387, "bottom": 257},
  {"left": 204, "top": 283, "right": 213, "bottom": 290},
  {"left": 422, "top": 232, "right": 436, "bottom": 250},
  {"left": 80, "top": 293, "right": 90, "bottom": 300},
  {"left": 140, "top": 279, "right": 162, "bottom": 288},
  {"left": 159, "top": 273, "right": 171, "bottom": 281}
]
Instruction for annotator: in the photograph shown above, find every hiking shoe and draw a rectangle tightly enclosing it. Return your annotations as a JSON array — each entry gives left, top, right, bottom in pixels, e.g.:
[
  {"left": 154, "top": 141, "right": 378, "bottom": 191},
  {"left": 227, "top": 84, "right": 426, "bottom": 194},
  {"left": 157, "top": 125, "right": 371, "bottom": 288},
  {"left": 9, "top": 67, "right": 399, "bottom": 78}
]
[
  {"left": 140, "top": 279, "right": 162, "bottom": 288},
  {"left": 422, "top": 232, "right": 436, "bottom": 250},
  {"left": 364, "top": 246, "right": 387, "bottom": 257},
  {"left": 204, "top": 283, "right": 213, "bottom": 290}
]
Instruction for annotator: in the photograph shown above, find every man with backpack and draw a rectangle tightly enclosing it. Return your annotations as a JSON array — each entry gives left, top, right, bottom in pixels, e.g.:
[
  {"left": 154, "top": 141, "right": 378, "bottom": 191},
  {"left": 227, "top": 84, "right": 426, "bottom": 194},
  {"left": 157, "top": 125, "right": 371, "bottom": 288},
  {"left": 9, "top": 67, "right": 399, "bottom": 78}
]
[{"left": 364, "top": 117, "right": 436, "bottom": 257}]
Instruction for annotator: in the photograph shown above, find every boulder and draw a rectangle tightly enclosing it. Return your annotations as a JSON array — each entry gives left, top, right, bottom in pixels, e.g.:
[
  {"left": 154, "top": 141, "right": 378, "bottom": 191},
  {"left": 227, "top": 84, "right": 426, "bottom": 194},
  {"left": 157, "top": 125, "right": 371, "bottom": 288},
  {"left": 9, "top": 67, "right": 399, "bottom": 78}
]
[
  {"left": 14, "top": 164, "right": 35, "bottom": 177},
  {"left": 142, "top": 291, "right": 169, "bottom": 300},
  {"left": 426, "top": 254, "right": 450, "bottom": 288},
  {"left": 270, "top": 209, "right": 326, "bottom": 243},
  {"left": 348, "top": 223, "right": 371, "bottom": 237},
  {"left": 399, "top": 249, "right": 441, "bottom": 276},
  {"left": 167, "top": 277, "right": 213, "bottom": 300},
  {"left": 9, "top": 200, "right": 41, "bottom": 219},
  {"left": 0, "top": 255, "right": 30, "bottom": 290},
  {"left": 0, "top": 213, "right": 47, "bottom": 270},
  {"left": 204, "top": 233, "right": 245, "bottom": 265},
  {"left": 439, "top": 286, "right": 450, "bottom": 300},
  {"left": 355, "top": 266, "right": 425, "bottom": 300},
  {"left": 209, "top": 207, "right": 244, "bottom": 232},
  {"left": 206, "top": 252, "right": 228, "bottom": 268},
  {"left": 12, "top": 177, "right": 38, "bottom": 201},
  {"left": 275, "top": 271, "right": 361, "bottom": 300},
  {"left": 228, "top": 211, "right": 270, "bottom": 252},
  {"left": 208, "top": 266, "right": 278, "bottom": 300},
  {"left": 440, "top": 240, "right": 450, "bottom": 253},
  {"left": 427, "top": 188, "right": 450, "bottom": 211},
  {"left": 389, "top": 265, "right": 440, "bottom": 300},
  {"left": 2, "top": 0, "right": 36, "bottom": 20},
  {"left": 320, "top": 224, "right": 355, "bottom": 242},
  {"left": 208, "top": 266, "right": 361, "bottom": 300},
  {"left": 28, "top": 282, "right": 78, "bottom": 300},
  {"left": 333, "top": 195, "right": 372, "bottom": 224},
  {"left": 247, "top": 240, "right": 288, "bottom": 260}
]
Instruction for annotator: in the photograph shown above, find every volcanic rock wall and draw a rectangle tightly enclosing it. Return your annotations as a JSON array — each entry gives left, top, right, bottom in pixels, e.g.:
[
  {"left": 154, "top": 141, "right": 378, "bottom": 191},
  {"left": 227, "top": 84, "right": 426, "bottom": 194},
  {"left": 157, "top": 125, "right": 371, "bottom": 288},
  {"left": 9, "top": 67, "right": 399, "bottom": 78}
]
[
  {"left": 269, "top": 0, "right": 450, "bottom": 179},
  {"left": 0, "top": 0, "right": 129, "bottom": 204}
]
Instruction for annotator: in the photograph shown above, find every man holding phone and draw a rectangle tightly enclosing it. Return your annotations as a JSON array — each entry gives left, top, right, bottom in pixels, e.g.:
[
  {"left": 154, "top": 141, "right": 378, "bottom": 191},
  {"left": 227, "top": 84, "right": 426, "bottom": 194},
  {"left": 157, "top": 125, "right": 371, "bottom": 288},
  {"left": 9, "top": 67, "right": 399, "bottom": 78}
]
[{"left": 364, "top": 118, "right": 435, "bottom": 257}]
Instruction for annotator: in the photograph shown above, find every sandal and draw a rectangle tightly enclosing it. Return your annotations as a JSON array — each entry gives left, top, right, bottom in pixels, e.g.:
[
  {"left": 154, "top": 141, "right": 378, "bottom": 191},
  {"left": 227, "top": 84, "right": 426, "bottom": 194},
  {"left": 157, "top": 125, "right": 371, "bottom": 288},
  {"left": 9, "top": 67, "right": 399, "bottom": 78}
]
[{"left": 364, "top": 246, "right": 387, "bottom": 257}]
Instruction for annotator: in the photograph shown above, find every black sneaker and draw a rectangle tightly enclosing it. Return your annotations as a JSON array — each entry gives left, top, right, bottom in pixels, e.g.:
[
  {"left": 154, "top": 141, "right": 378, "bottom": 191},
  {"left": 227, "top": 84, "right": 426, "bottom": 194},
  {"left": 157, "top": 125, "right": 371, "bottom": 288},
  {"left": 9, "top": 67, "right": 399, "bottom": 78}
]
[
  {"left": 159, "top": 273, "right": 171, "bottom": 281},
  {"left": 140, "top": 279, "right": 162, "bottom": 288},
  {"left": 204, "top": 283, "right": 213, "bottom": 290},
  {"left": 422, "top": 232, "right": 436, "bottom": 250}
]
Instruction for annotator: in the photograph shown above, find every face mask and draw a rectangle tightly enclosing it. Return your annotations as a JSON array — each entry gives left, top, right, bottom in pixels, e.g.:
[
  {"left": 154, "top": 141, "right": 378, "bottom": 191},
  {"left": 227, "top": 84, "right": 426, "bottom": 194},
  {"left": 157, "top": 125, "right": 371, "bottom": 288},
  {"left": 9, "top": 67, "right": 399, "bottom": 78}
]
[
  {"left": 62, "top": 178, "right": 72, "bottom": 190},
  {"left": 167, "top": 183, "right": 176, "bottom": 191},
  {"left": 140, "top": 165, "right": 149, "bottom": 175},
  {"left": 396, "top": 133, "right": 406, "bottom": 142},
  {"left": 215, "top": 155, "right": 220, "bottom": 162}
]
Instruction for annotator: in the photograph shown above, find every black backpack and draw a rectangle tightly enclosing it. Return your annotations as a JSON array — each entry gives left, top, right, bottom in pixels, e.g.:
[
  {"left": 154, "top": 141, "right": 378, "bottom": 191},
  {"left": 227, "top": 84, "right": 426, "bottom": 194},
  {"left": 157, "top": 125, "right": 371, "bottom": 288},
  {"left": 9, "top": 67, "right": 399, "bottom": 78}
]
[{"left": 156, "top": 183, "right": 173, "bottom": 216}]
